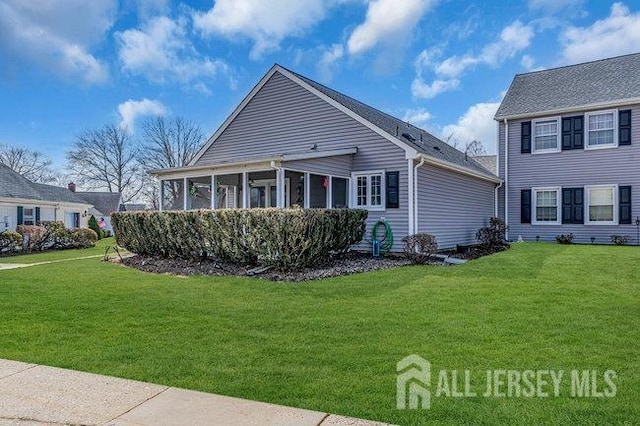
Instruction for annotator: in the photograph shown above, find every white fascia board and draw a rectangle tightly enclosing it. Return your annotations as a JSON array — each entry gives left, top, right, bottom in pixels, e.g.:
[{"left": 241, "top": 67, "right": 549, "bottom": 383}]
[
  {"left": 281, "top": 147, "right": 358, "bottom": 161},
  {"left": 418, "top": 154, "right": 502, "bottom": 184}
]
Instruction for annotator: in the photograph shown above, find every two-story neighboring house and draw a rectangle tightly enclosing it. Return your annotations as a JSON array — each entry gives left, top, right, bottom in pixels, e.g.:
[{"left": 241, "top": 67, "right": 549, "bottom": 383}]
[{"left": 495, "top": 53, "right": 640, "bottom": 243}]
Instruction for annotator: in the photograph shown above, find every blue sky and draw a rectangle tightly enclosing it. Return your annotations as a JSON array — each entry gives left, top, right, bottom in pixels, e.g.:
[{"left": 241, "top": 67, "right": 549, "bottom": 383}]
[{"left": 1, "top": 0, "right": 639, "bottom": 169}]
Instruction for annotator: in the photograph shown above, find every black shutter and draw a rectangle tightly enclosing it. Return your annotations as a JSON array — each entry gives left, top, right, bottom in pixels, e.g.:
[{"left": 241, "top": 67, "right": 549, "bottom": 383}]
[
  {"left": 521, "top": 189, "right": 531, "bottom": 224},
  {"left": 385, "top": 171, "right": 399, "bottom": 209},
  {"left": 619, "top": 186, "right": 632, "bottom": 224},
  {"left": 35, "top": 207, "right": 41, "bottom": 224},
  {"left": 619, "top": 110, "right": 631, "bottom": 146},
  {"left": 17, "top": 206, "right": 23, "bottom": 226},
  {"left": 521, "top": 122, "right": 531, "bottom": 153},
  {"left": 562, "top": 188, "right": 584, "bottom": 224},
  {"left": 562, "top": 116, "right": 584, "bottom": 150}
]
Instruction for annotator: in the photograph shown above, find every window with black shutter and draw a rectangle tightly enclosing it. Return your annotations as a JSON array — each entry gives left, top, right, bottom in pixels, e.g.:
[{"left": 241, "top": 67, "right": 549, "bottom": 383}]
[
  {"left": 521, "top": 189, "right": 531, "bottom": 223},
  {"left": 619, "top": 110, "right": 632, "bottom": 146},
  {"left": 619, "top": 186, "right": 632, "bottom": 224},
  {"left": 521, "top": 122, "right": 531, "bottom": 153},
  {"left": 385, "top": 171, "right": 399, "bottom": 209},
  {"left": 562, "top": 188, "right": 584, "bottom": 224},
  {"left": 561, "top": 116, "right": 584, "bottom": 150}
]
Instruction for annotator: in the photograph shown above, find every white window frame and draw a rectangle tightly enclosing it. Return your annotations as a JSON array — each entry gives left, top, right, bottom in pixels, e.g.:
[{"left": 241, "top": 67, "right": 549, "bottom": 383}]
[
  {"left": 532, "top": 187, "right": 561, "bottom": 225},
  {"left": 23, "top": 206, "right": 35, "bottom": 225},
  {"left": 351, "top": 170, "right": 385, "bottom": 211},
  {"left": 585, "top": 184, "right": 618, "bottom": 225},
  {"left": 531, "top": 116, "right": 561, "bottom": 154},
  {"left": 585, "top": 109, "right": 618, "bottom": 150}
]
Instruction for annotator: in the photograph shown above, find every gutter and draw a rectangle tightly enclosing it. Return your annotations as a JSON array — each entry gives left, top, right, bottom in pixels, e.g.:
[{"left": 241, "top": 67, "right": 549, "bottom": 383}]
[{"left": 416, "top": 154, "right": 501, "bottom": 184}]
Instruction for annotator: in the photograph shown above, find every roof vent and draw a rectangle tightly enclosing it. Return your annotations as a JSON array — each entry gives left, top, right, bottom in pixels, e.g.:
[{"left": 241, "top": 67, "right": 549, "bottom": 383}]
[
  {"left": 401, "top": 132, "right": 416, "bottom": 142},
  {"left": 433, "top": 146, "right": 441, "bottom": 151}
]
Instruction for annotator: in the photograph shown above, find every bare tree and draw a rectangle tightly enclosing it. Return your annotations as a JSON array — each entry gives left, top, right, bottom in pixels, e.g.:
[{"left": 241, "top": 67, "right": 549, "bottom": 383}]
[
  {"left": 0, "top": 144, "right": 57, "bottom": 182},
  {"left": 138, "top": 116, "right": 206, "bottom": 208},
  {"left": 66, "top": 124, "right": 142, "bottom": 202},
  {"left": 444, "top": 133, "right": 487, "bottom": 156}
]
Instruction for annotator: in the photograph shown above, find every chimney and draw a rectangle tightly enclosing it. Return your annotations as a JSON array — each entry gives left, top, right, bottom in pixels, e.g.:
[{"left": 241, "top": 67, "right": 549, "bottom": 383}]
[{"left": 68, "top": 182, "right": 76, "bottom": 192}]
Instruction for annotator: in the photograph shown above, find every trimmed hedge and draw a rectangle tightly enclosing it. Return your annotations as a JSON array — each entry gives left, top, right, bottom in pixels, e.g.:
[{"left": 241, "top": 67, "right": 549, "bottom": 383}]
[
  {"left": 16, "top": 221, "right": 98, "bottom": 252},
  {"left": 0, "top": 231, "right": 22, "bottom": 253},
  {"left": 111, "top": 208, "right": 368, "bottom": 270}
]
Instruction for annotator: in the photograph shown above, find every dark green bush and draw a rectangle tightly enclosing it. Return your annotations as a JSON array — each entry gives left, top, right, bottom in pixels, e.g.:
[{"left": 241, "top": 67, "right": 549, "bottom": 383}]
[
  {"left": 556, "top": 233, "right": 574, "bottom": 244},
  {"left": 476, "top": 217, "right": 508, "bottom": 248},
  {"left": 111, "top": 208, "right": 368, "bottom": 270},
  {"left": 88, "top": 215, "right": 102, "bottom": 239},
  {"left": 402, "top": 233, "right": 438, "bottom": 264},
  {"left": 0, "top": 230, "right": 22, "bottom": 253}
]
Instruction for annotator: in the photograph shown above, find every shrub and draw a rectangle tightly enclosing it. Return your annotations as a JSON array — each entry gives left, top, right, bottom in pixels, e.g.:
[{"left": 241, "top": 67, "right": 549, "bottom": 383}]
[
  {"left": 401, "top": 233, "right": 438, "bottom": 264},
  {"left": 476, "top": 217, "right": 508, "bottom": 248},
  {"left": 0, "top": 230, "right": 22, "bottom": 253},
  {"left": 111, "top": 208, "right": 368, "bottom": 270},
  {"left": 610, "top": 235, "right": 630, "bottom": 245},
  {"left": 16, "top": 224, "right": 47, "bottom": 251},
  {"left": 88, "top": 215, "right": 101, "bottom": 239},
  {"left": 71, "top": 228, "right": 98, "bottom": 248},
  {"left": 556, "top": 233, "right": 574, "bottom": 244},
  {"left": 103, "top": 229, "right": 111, "bottom": 238}
]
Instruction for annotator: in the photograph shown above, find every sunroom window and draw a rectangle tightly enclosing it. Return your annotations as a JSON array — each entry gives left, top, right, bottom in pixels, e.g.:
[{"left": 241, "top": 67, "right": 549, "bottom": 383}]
[{"left": 352, "top": 171, "right": 384, "bottom": 210}]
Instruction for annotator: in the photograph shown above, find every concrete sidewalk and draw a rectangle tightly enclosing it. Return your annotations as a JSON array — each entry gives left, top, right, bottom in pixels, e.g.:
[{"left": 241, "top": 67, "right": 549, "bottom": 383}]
[{"left": 0, "top": 359, "right": 391, "bottom": 426}]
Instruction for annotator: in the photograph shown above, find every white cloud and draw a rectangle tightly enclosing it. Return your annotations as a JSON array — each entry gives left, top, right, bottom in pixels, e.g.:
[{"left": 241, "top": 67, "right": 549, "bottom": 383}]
[
  {"left": 347, "top": 0, "right": 434, "bottom": 55},
  {"left": 118, "top": 99, "right": 167, "bottom": 131},
  {"left": 317, "top": 44, "right": 345, "bottom": 82},
  {"left": 441, "top": 102, "right": 501, "bottom": 152},
  {"left": 561, "top": 3, "right": 640, "bottom": 64},
  {"left": 528, "top": 0, "right": 582, "bottom": 12},
  {"left": 0, "top": 0, "right": 114, "bottom": 84},
  {"left": 116, "top": 16, "right": 229, "bottom": 91},
  {"left": 412, "top": 20, "right": 534, "bottom": 99},
  {"left": 411, "top": 78, "right": 459, "bottom": 99},
  {"left": 402, "top": 108, "right": 432, "bottom": 128},
  {"left": 193, "top": 0, "right": 329, "bottom": 59},
  {"left": 134, "top": 0, "right": 169, "bottom": 20}
]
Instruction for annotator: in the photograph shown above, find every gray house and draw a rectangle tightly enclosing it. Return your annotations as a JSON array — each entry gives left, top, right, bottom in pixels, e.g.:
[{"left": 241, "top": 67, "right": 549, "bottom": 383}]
[
  {"left": 495, "top": 53, "right": 640, "bottom": 243},
  {"left": 151, "top": 64, "right": 500, "bottom": 251}
]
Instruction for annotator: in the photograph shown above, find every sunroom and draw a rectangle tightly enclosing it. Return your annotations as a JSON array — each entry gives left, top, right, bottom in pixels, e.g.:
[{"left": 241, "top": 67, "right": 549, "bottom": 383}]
[{"left": 151, "top": 149, "right": 356, "bottom": 211}]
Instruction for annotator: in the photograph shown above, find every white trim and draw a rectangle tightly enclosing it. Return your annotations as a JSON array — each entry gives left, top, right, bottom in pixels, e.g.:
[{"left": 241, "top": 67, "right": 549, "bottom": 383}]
[
  {"left": 281, "top": 147, "right": 358, "bottom": 161},
  {"left": 241, "top": 172, "right": 248, "bottom": 208},
  {"left": 584, "top": 109, "right": 618, "bottom": 150},
  {"left": 303, "top": 172, "right": 310, "bottom": 209},
  {"left": 531, "top": 116, "right": 561, "bottom": 154},
  {"left": 585, "top": 184, "right": 618, "bottom": 225},
  {"left": 494, "top": 96, "right": 640, "bottom": 121},
  {"left": 183, "top": 177, "right": 188, "bottom": 210},
  {"left": 211, "top": 174, "right": 217, "bottom": 210},
  {"left": 351, "top": 170, "right": 385, "bottom": 211},
  {"left": 504, "top": 119, "right": 509, "bottom": 239},
  {"left": 407, "top": 159, "right": 414, "bottom": 235},
  {"left": 532, "top": 187, "right": 561, "bottom": 225},
  {"left": 417, "top": 154, "right": 502, "bottom": 184}
]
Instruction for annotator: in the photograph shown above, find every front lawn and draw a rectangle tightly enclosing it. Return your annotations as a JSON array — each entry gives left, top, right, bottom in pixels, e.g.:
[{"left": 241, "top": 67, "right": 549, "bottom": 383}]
[{"left": 0, "top": 243, "right": 637, "bottom": 424}]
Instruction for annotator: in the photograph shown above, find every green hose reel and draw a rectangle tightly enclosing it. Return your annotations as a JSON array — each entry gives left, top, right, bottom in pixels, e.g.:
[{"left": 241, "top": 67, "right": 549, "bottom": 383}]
[{"left": 372, "top": 220, "right": 393, "bottom": 256}]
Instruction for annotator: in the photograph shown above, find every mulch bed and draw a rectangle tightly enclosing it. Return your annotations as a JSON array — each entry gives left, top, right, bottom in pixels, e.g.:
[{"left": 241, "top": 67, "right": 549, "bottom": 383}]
[{"left": 119, "top": 251, "right": 448, "bottom": 282}]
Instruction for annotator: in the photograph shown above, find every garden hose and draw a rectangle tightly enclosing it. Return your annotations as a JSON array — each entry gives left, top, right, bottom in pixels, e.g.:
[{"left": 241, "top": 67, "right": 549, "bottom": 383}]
[{"left": 372, "top": 220, "right": 393, "bottom": 254}]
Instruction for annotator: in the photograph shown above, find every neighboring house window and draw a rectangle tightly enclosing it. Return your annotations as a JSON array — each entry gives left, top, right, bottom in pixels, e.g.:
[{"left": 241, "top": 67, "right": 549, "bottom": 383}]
[
  {"left": 23, "top": 207, "right": 35, "bottom": 225},
  {"left": 586, "top": 110, "right": 617, "bottom": 149},
  {"left": 532, "top": 188, "right": 560, "bottom": 224},
  {"left": 352, "top": 171, "right": 384, "bottom": 210},
  {"left": 586, "top": 185, "right": 617, "bottom": 224},
  {"left": 532, "top": 117, "right": 560, "bottom": 153}
]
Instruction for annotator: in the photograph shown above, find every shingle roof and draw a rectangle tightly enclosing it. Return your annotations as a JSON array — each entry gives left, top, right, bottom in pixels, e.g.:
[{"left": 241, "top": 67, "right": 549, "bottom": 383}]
[
  {"left": 283, "top": 67, "right": 497, "bottom": 180},
  {"left": 472, "top": 155, "right": 497, "bottom": 175},
  {"left": 495, "top": 53, "right": 640, "bottom": 119},
  {"left": 76, "top": 192, "right": 122, "bottom": 215}
]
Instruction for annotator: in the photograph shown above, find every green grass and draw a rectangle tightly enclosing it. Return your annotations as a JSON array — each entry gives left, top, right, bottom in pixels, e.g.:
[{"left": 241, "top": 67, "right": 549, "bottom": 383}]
[
  {"left": 0, "top": 237, "right": 114, "bottom": 264},
  {"left": 0, "top": 243, "right": 638, "bottom": 425}
]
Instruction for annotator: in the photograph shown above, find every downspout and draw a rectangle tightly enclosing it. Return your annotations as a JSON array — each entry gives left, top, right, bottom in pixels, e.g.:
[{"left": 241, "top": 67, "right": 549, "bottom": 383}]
[
  {"left": 413, "top": 156, "right": 426, "bottom": 234},
  {"left": 503, "top": 118, "right": 509, "bottom": 240},
  {"left": 494, "top": 181, "right": 503, "bottom": 217}
]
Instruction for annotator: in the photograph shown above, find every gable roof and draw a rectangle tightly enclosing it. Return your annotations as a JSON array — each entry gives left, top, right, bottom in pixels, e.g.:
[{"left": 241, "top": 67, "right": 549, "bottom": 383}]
[
  {"left": 190, "top": 64, "right": 498, "bottom": 182},
  {"left": 495, "top": 53, "right": 640, "bottom": 120},
  {"left": 77, "top": 192, "right": 122, "bottom": 215}
]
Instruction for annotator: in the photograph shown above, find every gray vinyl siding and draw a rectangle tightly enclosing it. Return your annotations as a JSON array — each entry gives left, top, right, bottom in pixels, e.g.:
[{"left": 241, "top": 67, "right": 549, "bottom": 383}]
[
  {"left": 284, "top": 154, "right": 353, "bottom": 176},
  {"left": 416, "top": 166, "right": 495, "bottom": 249},
  {"left": 498, "top": 105, "right": 640, "bottom": 243},
  {"left": 194, "top": 71, "right": 410, "bottom": 251}
]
